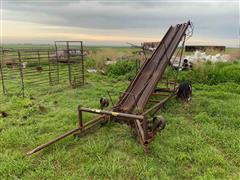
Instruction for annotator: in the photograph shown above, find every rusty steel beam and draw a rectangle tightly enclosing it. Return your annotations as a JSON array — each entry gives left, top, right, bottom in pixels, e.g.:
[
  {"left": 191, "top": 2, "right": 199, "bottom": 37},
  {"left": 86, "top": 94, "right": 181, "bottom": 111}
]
[
  {"left": 27, "top": 116, "right": 105, "bottom": 155},
  {"left": 152, "top": 93, "right": 170, "bottom": 96},
  {"left": 114, "top": 21, "right": 190, "bottom": 113},
  {"left": 142, "top": 93, "right": 176, "bottom": 116},
  {"left": 154, "top": 87, "right": 176, "bottom": 92},
  {"left": 27, "top": 127, "right": 81, "bottom": 156},
  {"left": 79, "top": 107, "right": 144, "bottom": 120}
]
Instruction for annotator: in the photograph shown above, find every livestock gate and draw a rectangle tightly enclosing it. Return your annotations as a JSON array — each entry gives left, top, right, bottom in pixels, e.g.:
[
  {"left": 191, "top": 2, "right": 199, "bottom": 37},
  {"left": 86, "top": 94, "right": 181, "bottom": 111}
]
[
  {"left": 55, "top": 41, "right": 84, "bottom": 87},
  {"left": 0, "top": 41, "right": 85, "bottom": 97}
]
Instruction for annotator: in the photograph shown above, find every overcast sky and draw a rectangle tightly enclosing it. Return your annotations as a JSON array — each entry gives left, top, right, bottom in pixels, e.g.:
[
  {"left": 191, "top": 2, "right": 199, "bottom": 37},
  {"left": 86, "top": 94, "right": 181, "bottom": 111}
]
[{"left": 1, "top": 0, "right": 239, "bottom": 47}]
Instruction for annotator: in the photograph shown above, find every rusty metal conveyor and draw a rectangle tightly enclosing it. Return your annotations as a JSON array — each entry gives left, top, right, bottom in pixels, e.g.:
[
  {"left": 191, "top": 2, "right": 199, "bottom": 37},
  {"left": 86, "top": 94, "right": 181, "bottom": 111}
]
[
  {"left": 27, "top": 21, "right": 192, "bottom": 155},
  {"left": 114, "top": 22, "right": 190, "bottom": 113}
]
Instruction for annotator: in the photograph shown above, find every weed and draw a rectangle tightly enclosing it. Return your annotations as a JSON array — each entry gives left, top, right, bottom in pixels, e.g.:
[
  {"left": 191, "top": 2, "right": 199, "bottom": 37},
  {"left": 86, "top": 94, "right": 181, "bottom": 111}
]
[
  {"left": 179, "top": 61, "right": 240, "bottom": 84},
  {"left": 107, "top": 60, "right": 136, "bottom": 80}
]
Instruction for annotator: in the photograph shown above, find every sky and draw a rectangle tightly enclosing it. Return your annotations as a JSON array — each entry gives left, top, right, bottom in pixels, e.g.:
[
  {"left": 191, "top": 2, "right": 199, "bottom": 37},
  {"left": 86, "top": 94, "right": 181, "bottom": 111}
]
[{"left": 1, "top": 0, "right": 239, "bottom": 47}]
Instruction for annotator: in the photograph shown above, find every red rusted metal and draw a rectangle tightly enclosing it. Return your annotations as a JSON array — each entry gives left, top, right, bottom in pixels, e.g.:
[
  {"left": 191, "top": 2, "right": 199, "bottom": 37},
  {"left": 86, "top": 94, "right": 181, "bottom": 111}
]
[
  {"left": 27, "top": 21, "right": 192, "bottom": 155},
  {"left": 114, "top": 22, "right": 190, "bottom": 113},
  {"left": 27, "top": 116, "right": 106, "bottom": 155}
]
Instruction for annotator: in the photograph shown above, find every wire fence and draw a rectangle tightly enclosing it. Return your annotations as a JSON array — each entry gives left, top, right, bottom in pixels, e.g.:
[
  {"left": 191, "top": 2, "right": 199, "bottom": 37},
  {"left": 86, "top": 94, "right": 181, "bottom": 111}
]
[{"left": 0, "top": 41, "right": 85, "bottom": 97}]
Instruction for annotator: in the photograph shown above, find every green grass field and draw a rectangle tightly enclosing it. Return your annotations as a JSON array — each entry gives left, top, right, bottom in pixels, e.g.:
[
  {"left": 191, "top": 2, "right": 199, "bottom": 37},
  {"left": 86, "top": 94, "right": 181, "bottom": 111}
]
[{"left": 0, "top": 47, "right": 240, "bottom": 179}]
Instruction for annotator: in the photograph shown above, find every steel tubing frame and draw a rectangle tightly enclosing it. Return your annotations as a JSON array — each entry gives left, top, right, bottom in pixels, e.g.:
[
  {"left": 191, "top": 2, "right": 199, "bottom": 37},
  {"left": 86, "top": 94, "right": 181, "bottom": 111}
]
[{"left": 26, "top": 22, "right": 192, "bottom": 155}]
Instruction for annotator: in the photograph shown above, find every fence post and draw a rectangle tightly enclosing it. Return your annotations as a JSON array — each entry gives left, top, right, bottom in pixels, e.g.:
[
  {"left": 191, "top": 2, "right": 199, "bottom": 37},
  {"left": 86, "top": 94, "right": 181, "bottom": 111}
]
[
  {"left": 0, "top": 48, "right": 6, "bottom": 95},
  {"left": 80, "top": 41, "right": 84, "bottom": 85},
  {"left": 18, "top": 51, "right": 25, "bottom": 97},
  {"left": 66, "top": 42, "right": 72, "bottom": 86},
  {"left": 37, "top": 50, "right": 41, "bottom": 65},
  {"left": 54, "top": 42, "right": 60, "bottom": 84},
  {"left": 47, "top": 51, "right": 52, "bottom": 85}
]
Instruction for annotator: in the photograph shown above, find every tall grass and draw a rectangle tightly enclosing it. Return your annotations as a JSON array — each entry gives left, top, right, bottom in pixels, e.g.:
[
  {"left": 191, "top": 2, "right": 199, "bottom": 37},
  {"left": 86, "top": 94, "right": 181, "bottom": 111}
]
[
  {"left": 179, "top": 61, "right": 240, "bottom": 85},
  {"left": 106, "top": 60, "right": 137, "bottom": 81}
]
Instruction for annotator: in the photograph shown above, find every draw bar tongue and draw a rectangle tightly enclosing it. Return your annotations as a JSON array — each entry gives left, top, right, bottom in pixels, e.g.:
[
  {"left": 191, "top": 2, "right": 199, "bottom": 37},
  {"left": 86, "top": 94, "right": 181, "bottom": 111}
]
[
  {"left": 26, "top": 115, "right": 105, "bottom": 156},
  {"left": 26, "top": 108, "right": 144, "bottom": 156},
  {"left": 26, "top": 127, "right": 80, "bottom": 156}
]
